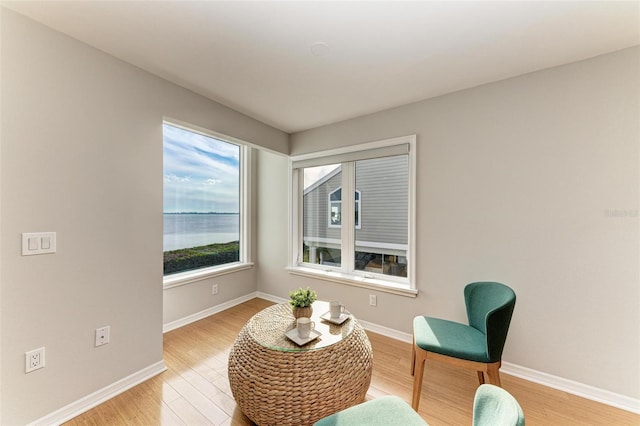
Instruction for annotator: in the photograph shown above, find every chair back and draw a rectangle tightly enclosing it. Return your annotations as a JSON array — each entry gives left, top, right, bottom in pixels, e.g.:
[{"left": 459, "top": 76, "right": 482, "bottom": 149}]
[
  {"left": 473, "top": 384, "right": 525, "bottom": 426},
  {"left": 464, "top": 282, "right": 516, "bottom": 362}
]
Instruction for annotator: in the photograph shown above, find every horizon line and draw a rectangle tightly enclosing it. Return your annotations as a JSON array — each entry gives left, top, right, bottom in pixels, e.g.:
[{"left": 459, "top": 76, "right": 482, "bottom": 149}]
[{"left": 163, "top": 212, "right": 239, "bottom": 215}]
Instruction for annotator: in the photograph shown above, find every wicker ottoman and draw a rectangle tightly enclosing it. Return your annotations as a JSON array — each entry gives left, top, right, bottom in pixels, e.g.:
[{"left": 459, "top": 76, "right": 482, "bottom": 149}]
[{"left": 228, "top": 301, "right": 373, "bottom": 426}]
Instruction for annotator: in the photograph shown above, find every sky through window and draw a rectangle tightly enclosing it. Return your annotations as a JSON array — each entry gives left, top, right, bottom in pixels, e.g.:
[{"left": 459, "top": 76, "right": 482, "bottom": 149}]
[{"left": 163, "top": 123, "right": 240, "bottom": 213}]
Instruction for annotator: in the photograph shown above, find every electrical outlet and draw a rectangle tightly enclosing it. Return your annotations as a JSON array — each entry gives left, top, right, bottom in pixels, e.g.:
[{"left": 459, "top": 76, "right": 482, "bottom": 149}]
[
  {"left": 25, "top": 347, "right": 45, "bottom": 373},
  {"left": 369, "top": 294, "right": 377, "bottom": 307},
  {"left": 212, "top": 284, "right": 218, "bottom": 295},
  {"left": 95, "top": 326, "right": 110, "bottom": 347}
]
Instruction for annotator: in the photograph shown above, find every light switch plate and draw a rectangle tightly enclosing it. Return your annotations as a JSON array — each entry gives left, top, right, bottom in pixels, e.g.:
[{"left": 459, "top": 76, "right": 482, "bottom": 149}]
[{"left": 22, "top": 232, "right": 56, "bottom": 255}]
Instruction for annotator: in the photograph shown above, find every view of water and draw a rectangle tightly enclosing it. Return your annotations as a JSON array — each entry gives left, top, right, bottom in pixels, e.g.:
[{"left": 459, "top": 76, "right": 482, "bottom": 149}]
[{"left": 163, "top": 213, "right": 239, "bottom": 251}]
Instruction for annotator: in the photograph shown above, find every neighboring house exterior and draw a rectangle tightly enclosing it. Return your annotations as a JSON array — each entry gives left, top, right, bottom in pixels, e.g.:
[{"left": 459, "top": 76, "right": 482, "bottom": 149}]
[{"left": 303, "top": 156, "right": 408, "bottom": 277}]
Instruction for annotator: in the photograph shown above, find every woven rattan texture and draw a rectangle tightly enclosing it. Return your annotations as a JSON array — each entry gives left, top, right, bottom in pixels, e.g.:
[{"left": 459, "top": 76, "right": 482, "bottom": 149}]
[
  {"left": 246, "top": 302, "right": 355, "bottom": 352},
  {"left": 228, "top": 304, "right": 373, "bottom": 426}
]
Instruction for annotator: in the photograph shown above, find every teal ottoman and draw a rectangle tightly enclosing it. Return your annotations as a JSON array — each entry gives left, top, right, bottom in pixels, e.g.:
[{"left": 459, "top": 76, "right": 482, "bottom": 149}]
[{"left": 313, "top": 395, "right": 428, "bottom": 426}]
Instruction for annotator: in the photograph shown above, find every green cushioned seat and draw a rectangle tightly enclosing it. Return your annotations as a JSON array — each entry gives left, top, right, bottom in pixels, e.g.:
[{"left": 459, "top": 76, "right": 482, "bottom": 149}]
[
  {"left": 473, "top": 384, "right": 525, "bottom": 426},
  {"left": 313, "top": 396, "right": 428, "bottom": 426},
  {"left": 411, "top": 282, "right": 516, "bottom": 410},
  {"left": 413, "top": 316, "right": 489, "bottom": 362}
]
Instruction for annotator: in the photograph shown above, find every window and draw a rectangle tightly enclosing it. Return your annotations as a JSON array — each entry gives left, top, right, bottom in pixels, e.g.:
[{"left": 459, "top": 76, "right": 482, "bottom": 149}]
[
  {"left": 163, "top": 121, "right": 251, "bottom": 286},
  {"left": 328, "top": 187, "right": 361, "bottom": 229},
  {"left": 290, "top": 135, "right": 416, "bottom": 295},
  {"left": 302, "top": 164, "right": 342, "bottom": 267}
]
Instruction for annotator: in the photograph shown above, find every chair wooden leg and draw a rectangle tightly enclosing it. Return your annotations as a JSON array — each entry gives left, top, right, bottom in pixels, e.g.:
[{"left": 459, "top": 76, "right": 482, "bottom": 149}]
[
  {"left": 411, "top": 347, "right": 427, "bottom": 411},
  {"left": 411, "top": 336, "right": 416, "bottom": 376},
  {"left": 477, "top": 371, "right": 485, "bottom": 384},
  {"left": 484, "top": 362, "right": 502, "bottom": 386}
]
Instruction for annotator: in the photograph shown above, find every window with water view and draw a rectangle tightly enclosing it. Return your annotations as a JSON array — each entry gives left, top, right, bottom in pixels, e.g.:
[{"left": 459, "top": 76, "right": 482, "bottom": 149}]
[{"left": 163, "top": 122, "right": 242, "bottom": 276}]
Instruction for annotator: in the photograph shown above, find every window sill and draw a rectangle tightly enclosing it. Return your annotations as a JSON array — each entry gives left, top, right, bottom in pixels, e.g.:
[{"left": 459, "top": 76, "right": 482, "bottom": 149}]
[
  {"left": 163, "top": 262, "right": 254, "bottom": 289},
  {"left": 286, "top": 266, "right": 418, "bottom": 298}
]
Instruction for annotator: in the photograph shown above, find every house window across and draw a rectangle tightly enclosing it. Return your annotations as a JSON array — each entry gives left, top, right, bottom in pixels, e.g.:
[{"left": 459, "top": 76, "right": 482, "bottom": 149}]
[
  {"left": 328, "top": 187, "right": 361, "bottom": 229},
  {"left": 163, "top": 120, "right": 252, "bottom": 288},
  {"left": 290, "top": 135, "right": 416, "bottom": 295}
]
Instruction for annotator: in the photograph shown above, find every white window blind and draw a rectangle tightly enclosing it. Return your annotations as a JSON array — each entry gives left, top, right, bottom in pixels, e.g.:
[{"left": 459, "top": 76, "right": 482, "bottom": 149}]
[{"left": 292, "top": 143, "right": 409, "bottom": 169}]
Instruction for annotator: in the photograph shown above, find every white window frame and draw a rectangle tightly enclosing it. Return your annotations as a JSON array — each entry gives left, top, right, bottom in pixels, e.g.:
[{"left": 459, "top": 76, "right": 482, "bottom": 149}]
[
  {"left": 328, "top": 187, "right": 362, "bottom": 229},
  {"left": 163, "top": 119, "right": 253, "bottom": 289},
  {"left": 288, "top": 135, "right": 417, "bottom": 297}
]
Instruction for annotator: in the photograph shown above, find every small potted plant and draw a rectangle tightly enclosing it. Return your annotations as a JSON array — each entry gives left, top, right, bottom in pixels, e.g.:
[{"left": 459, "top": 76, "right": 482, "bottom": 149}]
[{"left": 289, "top": 287, "right": 317, "bottom": 318}]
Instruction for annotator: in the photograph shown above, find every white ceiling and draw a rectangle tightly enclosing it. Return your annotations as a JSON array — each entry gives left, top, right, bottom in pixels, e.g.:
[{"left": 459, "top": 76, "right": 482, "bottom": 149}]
[{"left": 4, "top": 1, "right": 639, "bottom": 133}]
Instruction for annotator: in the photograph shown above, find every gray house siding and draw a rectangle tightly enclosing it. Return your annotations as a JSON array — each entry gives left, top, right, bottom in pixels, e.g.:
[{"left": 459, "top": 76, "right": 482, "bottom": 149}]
[
  {"left": 303, "top": 168, "right": 342, "bottom": 244},
  {"left": 355, "top": 156, "right": 408, "bottom": 246},
  {"left": 303, "top": 155, "right": 408, "bottom": 250}
]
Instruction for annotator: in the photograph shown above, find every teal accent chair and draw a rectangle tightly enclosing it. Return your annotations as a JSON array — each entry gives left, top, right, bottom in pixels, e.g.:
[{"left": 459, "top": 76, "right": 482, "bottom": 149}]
[
  {"left": 473, "top": 384, "right": 525, "bottom": 426},
  {"left": 313, "top": 396, "right": 428, "bottom": 426},
  {"left": 411, "top": 282, "right": 516, "bottom": 410},
  {"left": 312, "top": 386, "right": 524, "bottom": 425}
]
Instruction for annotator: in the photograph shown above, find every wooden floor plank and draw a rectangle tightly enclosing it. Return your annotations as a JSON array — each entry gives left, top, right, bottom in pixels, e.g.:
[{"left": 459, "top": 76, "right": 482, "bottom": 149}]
[
  {"left": 167, "top": 397, "right": 215, "bottom": 426},
  {"left": 64, "top": 298, "right": 639, "bottom": 425}
]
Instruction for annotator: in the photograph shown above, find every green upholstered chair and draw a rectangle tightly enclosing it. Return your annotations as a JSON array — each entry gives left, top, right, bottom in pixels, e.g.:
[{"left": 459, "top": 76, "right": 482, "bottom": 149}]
[
  {"left": 473, "top": 384, "right": 525, "bottom": 426},
  {"left": 313, "top": 395, "right": 428, "bottom": 426},
  {"left": 411, "top": 282, "right": 516, "bottom": 410},
  {"left": 312, "top": 386, "right": 524, "bottom": 426}
]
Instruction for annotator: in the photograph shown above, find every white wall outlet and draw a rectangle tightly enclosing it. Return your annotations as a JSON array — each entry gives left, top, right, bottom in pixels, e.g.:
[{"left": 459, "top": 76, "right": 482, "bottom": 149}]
[
  {"left": 25, "top": 347, "right": 45, "bottom": 373},
  {"left": 369, "top": 294, "right": 377, "bottom": 307},
  {"left": 212, "top": 284, "right": 218, "bottom": 295},
  {"left": 95, "top": 326, "right": 110, "bottom": 347}
]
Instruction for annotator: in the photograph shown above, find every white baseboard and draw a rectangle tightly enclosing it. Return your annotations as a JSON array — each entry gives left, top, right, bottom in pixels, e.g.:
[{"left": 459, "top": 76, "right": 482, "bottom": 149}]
[
  {"left": 165, "top": 291, "right": 640, "bottom": 415},
  {"left": 501, "top": 362, "right": 640, "bottom": 414},
  {"left": 163, "top": 291, "right": 259, "bottom": 333},
  {"left": 29, "top": 360, "right": 167, "bottom": 426},
  {"left": 256, "top": 291, "right": 287, "bottom": 304},
  {"left": 358, "top": 318, "right": 413, "bottom": 343}
]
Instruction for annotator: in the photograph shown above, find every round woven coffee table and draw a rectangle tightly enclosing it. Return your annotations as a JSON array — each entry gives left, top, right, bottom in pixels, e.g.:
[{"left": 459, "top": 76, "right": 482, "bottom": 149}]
[{"left": 228, "top": 301, "right": 373, "bottom": 426}]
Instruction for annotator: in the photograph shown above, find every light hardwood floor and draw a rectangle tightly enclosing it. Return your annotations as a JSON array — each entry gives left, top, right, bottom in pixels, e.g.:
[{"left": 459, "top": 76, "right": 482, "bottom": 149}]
[{"left": 65, "top": 298, "right": 639, "bottom": 425}]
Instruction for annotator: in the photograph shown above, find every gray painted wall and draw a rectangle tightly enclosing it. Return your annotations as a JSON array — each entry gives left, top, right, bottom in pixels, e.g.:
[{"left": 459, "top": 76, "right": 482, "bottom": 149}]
[
  {"left": 259, "top": 47, "right": 640, "bottom": 400},
  {"left": 0, "top": 9, "right": 287, "bottom": 424}
]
